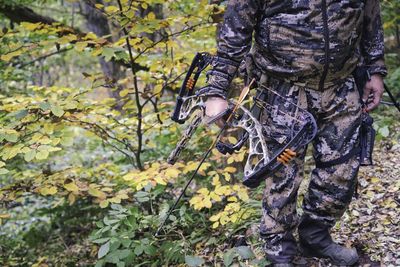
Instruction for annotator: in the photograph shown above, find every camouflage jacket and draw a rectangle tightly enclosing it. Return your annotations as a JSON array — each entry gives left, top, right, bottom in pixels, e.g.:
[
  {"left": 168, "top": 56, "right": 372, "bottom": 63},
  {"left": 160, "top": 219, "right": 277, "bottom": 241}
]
[{"left": 205, "top": 0, "right": 387, "bottom": 98}]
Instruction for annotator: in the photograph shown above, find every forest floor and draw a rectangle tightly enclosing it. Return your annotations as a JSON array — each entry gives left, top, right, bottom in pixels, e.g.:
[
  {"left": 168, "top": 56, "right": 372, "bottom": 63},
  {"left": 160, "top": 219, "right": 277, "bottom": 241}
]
[{"left": 297, "top": 132, "right": 400, "bottom": 266}]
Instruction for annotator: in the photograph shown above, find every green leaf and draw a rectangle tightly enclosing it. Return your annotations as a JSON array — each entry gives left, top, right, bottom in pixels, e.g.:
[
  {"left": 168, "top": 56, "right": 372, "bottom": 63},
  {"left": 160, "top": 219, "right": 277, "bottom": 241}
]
[
  {"left": 35, "top": 150, "right": 49, "bottom": 160},
  {"left": 102, "top": 48, "right": 115, "bottom": 62},
  {"left": 51, "top": 105, "right": 64, "bottom": 117},
  {"left": 60, "top": 136, "right": 74, "bottom": 146},
  {"left": 185, "top": 255, "right": 205, "bottom": 267},
  {"left": 14, "top": 109, "right": 29, "bottom": 120},
  {"left": 98, "top": 241, "right": 110, "bottom": 259},
  {"left": 39, "top": 102, "right": 51, "bottom": 111},
  {"left": 235, "top": 246, "right": 254, "bottom": 259},
  {"left": 0, "top": 168, "right": 9, "bottom": 175},
  {"left": 134, "top": 245, "right": 144, "bottom": 256},
  {"left": 24, "top": 150, "right": 36, "bottom": 162},
  {"left": 144, "top": 245, "right": 157, "bottom": 256},
  {"left": 378, "top": 125, "right": 389, "bottom": 137},
  {"left": 5, "top": 132, "right": 18, "bottom": 142},
  {"left": 223, "top": 249, "right": 235, "bottom": 266},
  {"left": 92, "top": 238, "right": 110, "bottom": 244}
]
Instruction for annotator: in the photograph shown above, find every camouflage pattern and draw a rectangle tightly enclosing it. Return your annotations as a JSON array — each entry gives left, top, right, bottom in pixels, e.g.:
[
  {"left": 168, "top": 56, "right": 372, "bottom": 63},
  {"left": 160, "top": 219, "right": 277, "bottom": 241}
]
[
  {"left": 206, "top": 0, "right": 387, "bottom": 98},
  {"left": 258, "top": 76, "right": 362, "bottom": 262},
  {"left": 206, "top": 0, "right": 386, "bottom": 263}
]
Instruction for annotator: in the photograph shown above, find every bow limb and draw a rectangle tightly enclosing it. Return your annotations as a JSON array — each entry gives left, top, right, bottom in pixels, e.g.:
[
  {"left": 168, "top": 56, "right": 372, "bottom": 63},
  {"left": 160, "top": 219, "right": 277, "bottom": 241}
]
[{"left": 167, "top": 112, "right": 202, "bottom": 165}]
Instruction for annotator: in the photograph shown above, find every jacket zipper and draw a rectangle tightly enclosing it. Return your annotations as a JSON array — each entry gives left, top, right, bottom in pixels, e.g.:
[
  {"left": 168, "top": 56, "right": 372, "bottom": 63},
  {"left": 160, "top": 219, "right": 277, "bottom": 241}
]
[{"left": 319, "top": 0, "right": 330, "bottom": 90}]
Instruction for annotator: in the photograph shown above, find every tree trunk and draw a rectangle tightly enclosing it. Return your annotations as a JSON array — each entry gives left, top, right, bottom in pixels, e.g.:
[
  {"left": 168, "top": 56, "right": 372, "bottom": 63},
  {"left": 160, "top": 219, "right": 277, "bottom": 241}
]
[{"left": 82, "top": 0, "right": 126, "bottom": 112}]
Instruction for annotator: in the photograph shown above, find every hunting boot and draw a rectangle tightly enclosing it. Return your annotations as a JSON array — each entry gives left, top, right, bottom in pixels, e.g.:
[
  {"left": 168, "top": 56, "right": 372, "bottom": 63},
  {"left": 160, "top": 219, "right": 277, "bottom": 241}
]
[
  {"left": 298, "top": 215, "right": 359, "bottom": 266},
  {"left": 264, "top": 232, "right": 297, "bottom": 267}
]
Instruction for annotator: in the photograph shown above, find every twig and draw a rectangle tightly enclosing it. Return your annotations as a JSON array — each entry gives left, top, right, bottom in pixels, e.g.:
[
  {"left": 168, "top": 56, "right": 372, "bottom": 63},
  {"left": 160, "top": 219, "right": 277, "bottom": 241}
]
[{"left": 15, "top": 47, "right": 72, "bottom": 68}]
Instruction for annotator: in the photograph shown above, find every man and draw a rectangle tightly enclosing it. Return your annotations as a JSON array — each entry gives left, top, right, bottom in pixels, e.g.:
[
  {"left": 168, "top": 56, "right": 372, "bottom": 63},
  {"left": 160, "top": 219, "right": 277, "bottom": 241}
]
[{"left": 202, "top": 0, "right": 387, "bottom": 266}]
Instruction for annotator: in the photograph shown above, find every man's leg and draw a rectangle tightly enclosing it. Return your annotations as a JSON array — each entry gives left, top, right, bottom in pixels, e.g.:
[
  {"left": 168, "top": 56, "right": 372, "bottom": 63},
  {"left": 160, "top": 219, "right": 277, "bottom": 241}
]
[
  {"left": 300, "top": 77, "right": 362, "bottom": 265},
  {"left": 261, "top": 151, "right": 305, "bottom": 263},
  {"left": 258, "top": 79, "right": 307, "bottom": 264}
]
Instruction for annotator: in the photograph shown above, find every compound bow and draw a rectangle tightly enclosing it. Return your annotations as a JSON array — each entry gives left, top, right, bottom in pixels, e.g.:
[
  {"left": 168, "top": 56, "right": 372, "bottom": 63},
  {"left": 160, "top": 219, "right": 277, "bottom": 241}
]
[
  {"left": 168, "top": 52, "right": 317, "bottom": 188},
  {"left": 155, "top": 53, "right": 317, "bottom": 236}
]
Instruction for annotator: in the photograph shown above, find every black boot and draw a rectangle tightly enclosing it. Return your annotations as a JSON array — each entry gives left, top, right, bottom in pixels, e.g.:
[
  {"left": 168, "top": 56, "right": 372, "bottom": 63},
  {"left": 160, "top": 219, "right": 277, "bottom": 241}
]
[
  {"left": 298, "top": 216, "right": 359, "bottom": 266},
  {"left": 264, "top": 232, "right": 297, "bottom": 266}
]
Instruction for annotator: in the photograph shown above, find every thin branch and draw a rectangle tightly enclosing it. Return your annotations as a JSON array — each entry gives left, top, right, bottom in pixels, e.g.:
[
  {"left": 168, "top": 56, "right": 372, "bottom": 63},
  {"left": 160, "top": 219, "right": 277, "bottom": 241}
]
[{"left": 14, "top": 47, "right": 72, "bottom": 68}]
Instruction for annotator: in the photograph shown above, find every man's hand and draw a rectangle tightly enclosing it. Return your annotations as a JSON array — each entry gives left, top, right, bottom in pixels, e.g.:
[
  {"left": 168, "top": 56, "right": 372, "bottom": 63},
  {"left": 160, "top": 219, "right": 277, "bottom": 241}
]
[
  {"left": 362, "top": 74, "right": 385, "bottom": 112},
  {"left": 205, "top": 96, "right": 228, "bottom": 128}
]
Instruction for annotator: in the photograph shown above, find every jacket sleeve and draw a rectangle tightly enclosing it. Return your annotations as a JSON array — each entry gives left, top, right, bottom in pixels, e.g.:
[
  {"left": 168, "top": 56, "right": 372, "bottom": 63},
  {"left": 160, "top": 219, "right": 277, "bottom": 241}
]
[
  {"left": 203, "top": 0, "right": 261, "bottom": 98},
  {"left": 361, "top": 0, "right": 388, "bottom": 77}
]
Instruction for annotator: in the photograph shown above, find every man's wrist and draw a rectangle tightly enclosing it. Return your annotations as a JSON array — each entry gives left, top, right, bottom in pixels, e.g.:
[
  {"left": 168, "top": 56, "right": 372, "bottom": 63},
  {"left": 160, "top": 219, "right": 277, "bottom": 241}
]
[{"left": 366, "top": 60, "right": 388, "bottom": 78}]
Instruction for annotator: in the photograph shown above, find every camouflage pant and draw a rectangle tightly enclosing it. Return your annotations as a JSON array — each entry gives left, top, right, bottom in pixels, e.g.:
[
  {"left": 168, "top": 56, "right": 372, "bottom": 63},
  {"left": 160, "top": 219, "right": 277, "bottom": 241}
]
[{"left": 258, "top": 76, "right": 362, "bottom": 262}]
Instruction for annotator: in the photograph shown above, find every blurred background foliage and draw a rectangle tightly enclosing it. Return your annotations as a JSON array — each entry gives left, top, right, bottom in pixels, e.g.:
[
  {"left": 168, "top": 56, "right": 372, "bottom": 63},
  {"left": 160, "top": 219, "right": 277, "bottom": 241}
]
[{"left": 0, "top": 0, "right": 398, "bottom": 266}]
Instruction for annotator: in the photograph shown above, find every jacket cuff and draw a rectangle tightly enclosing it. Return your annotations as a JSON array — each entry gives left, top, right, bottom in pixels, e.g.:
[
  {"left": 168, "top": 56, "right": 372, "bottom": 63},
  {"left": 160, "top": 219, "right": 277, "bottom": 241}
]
[
  {"left": 196, "top": 86, "right": 228, "bottom": 100},
  {"left": 367, "top": 65, "right": 388, "bottom": 77},
  {"left": 206, "top": 55, "right": 241, "bottom": 96},
  {"left": 366, "top": 58, "right": 388, "bottom": 77}
]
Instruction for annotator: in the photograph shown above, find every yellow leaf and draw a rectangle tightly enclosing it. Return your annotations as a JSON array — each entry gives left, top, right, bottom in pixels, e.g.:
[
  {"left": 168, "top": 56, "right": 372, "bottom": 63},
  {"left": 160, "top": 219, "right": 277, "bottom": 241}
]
[
  {"left": 21, "top": 22, "right": 42, "bottom": 31},
  {"left": 228, "top": 136, "right": 237, "bottom": 143},
  {"left": 123, "top": 172, "right": 135, "bottom": 181},
  {"left": 119, "top": 88, "right": 130, "bottom": 97},
  {"left": 64, "top": 182, "right": 79, "bottom": 192},
  {"left": 203, "top": 196, "right": 212, "bottom": 209},
  {"left": 88, "top": 187, "right": 106, "bottom": 199},
  {"left": 147, "top": 12, "right": 156, "bottom": 20},
  {"left": 108, "top": 196, "right": 121, "bottom": 203},
  {"left": 183, "top": 161, "right": 198, "bottom": 173},
  {"left": 91, "top": 47, "right": 103, "bottom": 56},
  {"left": 155, "top": 176, "right": 167, "bottom": 185},
  {"left": 58, "top": 34, "right": 77, "bottom": 45},
  {"left": 212, "top": 221, "right": 219, "bottom": 228},
  {"left": 215, "top": 185, "right": 231, "bottom": 196},
  {"left": 68, "top": 193, "right": 76, "bottom": 205},
  {"left": 209, "top": 214, "right": 221, "bottom": 222},
  {"left": 228, "top": 196, "right": 238, "bottom": 202},
  {"left": 220, "top": 214, "right": 229, "bottom": 225},
  {"left": 223, "top": 173, "right": 231, "bottom": 182},
  {"left": 198, "top": 188, "right": 209, "bottom": 195},
  {"left": 0, "top": 214, "right": 11, "bottom": 219},
  {"left": 165, "top": 168, "right": 180, "bottom": 179},
  {"left": 370, "top": 177, "right": 379, "bottom": 183},
  {"left": 75, "top": 41, "right": 88, "bottom": 52},
  {"left": 189, "top": 196, "right": 202, "bottom": 206},
  {"left": 224, "top": 167, "right": 236, "bottom": 173},
  {"left": 99, "top": 199, "right": 109, "bottom": 208},
  {"left": 1, "top": 50, "right": 23, "bottom": 62},
  {"left": 40, "top": 186, "right": 58, "bottom": 196},
  {"left": 85, "top": 32, "right": 98, "bottom": 40},
  {"left": 105, "top": 6, "right": 119, "bottom": 13},
  {"left": 210, "top": 192, "right": 222, "bottom": 202},
  {"left": 237, "top": 189, "right": 249, "bottom": 202},
  {"left": 212, "top": 174, "right": 220, "bottom": 186},
  {"left": 230, "top": 213, "right": 239, "bottom": 223}
]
